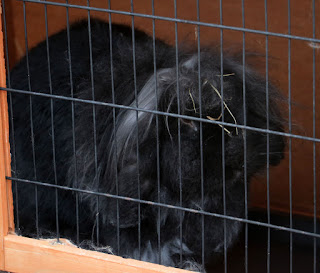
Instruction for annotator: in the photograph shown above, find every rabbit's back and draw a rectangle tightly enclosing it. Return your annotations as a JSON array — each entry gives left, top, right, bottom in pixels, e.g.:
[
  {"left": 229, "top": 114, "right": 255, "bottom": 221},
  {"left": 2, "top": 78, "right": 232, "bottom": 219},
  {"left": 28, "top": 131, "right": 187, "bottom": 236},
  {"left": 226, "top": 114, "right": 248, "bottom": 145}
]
[{"left": 9, "top": 19, "right": 172, "bottom": 238}]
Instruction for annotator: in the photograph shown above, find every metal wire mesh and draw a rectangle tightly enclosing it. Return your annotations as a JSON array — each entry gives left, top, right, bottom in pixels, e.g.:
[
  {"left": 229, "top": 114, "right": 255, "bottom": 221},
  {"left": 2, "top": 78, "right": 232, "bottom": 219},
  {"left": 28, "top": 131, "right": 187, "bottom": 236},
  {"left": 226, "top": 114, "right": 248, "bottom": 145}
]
[{"left": 1, "top": 0, "right": 319, "bottom": 272}]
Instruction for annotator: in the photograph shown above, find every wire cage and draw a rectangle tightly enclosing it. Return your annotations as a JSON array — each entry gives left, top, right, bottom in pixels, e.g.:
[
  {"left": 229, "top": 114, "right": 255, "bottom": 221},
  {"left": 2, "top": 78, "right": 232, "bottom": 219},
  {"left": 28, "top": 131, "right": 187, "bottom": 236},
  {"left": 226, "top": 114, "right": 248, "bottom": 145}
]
[{"left": 0, "top": 0, "right": 319, "bottom": 273}]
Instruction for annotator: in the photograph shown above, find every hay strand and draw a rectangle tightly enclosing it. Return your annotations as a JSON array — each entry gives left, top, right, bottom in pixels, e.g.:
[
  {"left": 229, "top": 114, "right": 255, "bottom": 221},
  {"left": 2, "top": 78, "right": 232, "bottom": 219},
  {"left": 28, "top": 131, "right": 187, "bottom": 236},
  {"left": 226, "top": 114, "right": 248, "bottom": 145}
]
[
  {"left": 203, "top": 79, "right": 239, "bottom": 135},
  {"left": 207, "top": 115, "right": 232, "bottom": 135},
  {"left": 216, "top": 73, "right": 235, "bottom": 77},
  {"left": 189, "top": 89, "right": 198, "bottom": 113}
]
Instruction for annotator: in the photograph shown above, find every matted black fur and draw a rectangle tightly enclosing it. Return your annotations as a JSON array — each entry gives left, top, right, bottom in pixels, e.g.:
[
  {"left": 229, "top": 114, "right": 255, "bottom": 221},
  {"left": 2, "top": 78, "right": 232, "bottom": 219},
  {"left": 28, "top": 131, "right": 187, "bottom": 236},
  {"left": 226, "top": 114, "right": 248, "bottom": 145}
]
[{"left": 9, "top": 19, "right": 285, "bottom": 271}]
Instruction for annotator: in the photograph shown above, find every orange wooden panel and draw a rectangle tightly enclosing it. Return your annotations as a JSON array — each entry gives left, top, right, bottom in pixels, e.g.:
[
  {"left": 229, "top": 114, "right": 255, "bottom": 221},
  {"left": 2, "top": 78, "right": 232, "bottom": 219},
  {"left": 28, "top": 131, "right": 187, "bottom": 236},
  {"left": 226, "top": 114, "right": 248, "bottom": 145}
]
[
  {"left": 4, "top": 234, "right": 189, "bottom": 273},
  {"left": 0, "top": 90, "right": 9, "bottom": 270},
  {"left": 0, "top": 1, "right": 14, "bottom": 270}
]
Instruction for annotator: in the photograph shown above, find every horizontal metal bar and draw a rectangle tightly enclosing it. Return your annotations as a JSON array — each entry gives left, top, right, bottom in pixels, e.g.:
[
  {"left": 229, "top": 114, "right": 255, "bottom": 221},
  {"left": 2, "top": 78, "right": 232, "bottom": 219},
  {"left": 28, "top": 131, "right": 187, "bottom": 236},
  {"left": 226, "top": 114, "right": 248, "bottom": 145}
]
[
  {"left": 17, "top": 0, "right": 320, "bottom": 43},
  {"left": 2, "top": 87, "right": 320, "bottom": 143},
  {"left": 7, "top": 176, "right": 320, "bottom": 239}
]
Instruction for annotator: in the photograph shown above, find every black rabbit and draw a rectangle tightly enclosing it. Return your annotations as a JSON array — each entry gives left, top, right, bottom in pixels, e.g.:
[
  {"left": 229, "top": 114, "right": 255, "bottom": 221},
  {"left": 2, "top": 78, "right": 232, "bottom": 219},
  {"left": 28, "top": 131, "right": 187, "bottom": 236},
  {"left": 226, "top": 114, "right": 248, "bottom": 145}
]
[{"left": 9, "top": 19, "right": 285, "bottom": 271}]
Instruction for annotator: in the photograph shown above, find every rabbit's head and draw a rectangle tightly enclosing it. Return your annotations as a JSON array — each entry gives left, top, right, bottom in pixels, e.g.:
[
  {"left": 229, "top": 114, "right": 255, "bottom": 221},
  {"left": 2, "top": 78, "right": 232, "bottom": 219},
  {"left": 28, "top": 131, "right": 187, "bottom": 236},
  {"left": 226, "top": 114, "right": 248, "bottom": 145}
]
[
  {"left": 104, "top": 51, "right": 285, "bottom": 227},
  {"left": 146, "top": 52, "right": 284, "bottom": 189}
]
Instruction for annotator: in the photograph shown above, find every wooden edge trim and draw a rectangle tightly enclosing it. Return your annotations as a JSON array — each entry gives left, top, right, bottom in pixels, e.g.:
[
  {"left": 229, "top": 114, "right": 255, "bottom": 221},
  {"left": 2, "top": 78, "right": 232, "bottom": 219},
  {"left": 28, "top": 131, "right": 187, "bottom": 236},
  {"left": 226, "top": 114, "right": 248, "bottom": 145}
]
[
  {"left": 4, "top": 234, "right": 191, "bottom": 273},
  {"left": 0, "top": 90, "right": 9, "bottom": 269},
  {"left": 0, "top": 1, "right": 14, "bottom": 233},
  {"left": 1, "top": 1, "right": 14, "bottom": 270}
]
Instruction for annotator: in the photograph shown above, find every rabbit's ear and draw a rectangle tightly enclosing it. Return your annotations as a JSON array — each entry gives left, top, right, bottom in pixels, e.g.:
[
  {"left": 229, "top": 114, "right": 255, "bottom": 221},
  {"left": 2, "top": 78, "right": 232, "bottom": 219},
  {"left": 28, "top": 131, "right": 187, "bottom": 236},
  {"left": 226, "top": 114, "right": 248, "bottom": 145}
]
[
  {"left": 107, "top": 68, "right": 174, "bottom": 171},
  {"left": 104, "top": 70, "right": 177, "bottom": 228}
]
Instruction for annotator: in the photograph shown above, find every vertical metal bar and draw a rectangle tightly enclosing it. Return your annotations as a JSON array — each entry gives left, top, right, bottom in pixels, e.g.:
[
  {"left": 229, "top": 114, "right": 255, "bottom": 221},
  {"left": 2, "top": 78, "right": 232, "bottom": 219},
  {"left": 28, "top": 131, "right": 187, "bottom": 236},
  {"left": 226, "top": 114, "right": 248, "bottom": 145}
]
[
  {"left": 44, "top": 0, "right": 59, "bottom": 241},
  {"left": 96, "top": 195, "right": 100, "bottom": 246},
  {"left": 219, "top": 1, "right": 227, "bottom": 272},
  {"left": 241, "top": 1, "right": 248, "bottom": 273},
  {"left": 173, "top": 0, "right": 183, "bottom": 265},
  {"left": 195, "top": 0, "right": 205, "bottom": 269},
  {"left": 22, "top": 0, "right": 39, "bottom": 238},
  {"left": 65, "top": 0, "right": 80, "bottom": 246},
  {"left": 107, "top": 0, "right": 120, "bottom": 254},
  {"left": 75, "top": 187, "right": 80, "bottom": 245},
  {"left": 312, "top": 1, "right": 317, "bottom": 272},
  {"left": 287, "top": 2, "right": 293, "bottom": 273},
  {"left": 151, "top": 0, "right": 162, "bottom": 265},
  {"left": 86, "top": 0, "right": 99, "bottom": 246},
  {"left": 22, "top": 1, "right": 32, "bottom": 113},
  {"left": 264, "top": 1, "right": 270, "bottom": 272},
  {"left": 1, "top": 0, "right": 11, "bottom": 96},
  {"left": 130, "top": 0, "right": 141, "bottom": 259}
]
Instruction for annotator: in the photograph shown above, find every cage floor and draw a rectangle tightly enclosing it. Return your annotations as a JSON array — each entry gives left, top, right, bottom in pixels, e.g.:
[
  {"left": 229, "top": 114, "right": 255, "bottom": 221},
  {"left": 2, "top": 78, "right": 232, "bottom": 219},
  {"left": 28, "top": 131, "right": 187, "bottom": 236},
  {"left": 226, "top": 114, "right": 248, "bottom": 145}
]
[{"left": 208, "top": 214, "right": 319, "bottom": 273}]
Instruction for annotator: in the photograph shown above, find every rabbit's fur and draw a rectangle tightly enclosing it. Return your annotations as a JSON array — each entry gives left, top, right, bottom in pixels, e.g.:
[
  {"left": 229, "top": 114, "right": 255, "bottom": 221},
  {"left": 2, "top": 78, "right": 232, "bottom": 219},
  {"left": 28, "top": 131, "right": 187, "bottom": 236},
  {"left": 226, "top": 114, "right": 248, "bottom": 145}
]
[{"left": 9, "top": 19, "right": 285, "bottom": 271}]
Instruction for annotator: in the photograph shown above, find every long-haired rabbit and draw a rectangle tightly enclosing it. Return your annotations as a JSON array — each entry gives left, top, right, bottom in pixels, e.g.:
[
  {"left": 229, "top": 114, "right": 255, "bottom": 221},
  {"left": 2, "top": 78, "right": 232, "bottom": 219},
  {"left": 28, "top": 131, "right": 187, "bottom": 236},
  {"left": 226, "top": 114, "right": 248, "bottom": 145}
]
[{"left": 9, "top": 19, "right": 285, "bottom": 271}]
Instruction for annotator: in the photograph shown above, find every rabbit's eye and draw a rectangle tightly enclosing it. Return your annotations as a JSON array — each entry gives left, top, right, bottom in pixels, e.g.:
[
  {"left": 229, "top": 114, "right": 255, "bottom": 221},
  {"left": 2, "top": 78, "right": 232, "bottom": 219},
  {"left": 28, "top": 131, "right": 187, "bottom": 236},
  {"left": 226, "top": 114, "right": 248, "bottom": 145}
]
[{"left": 181, "top": 118, "right": 198, "bottom": 132}]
